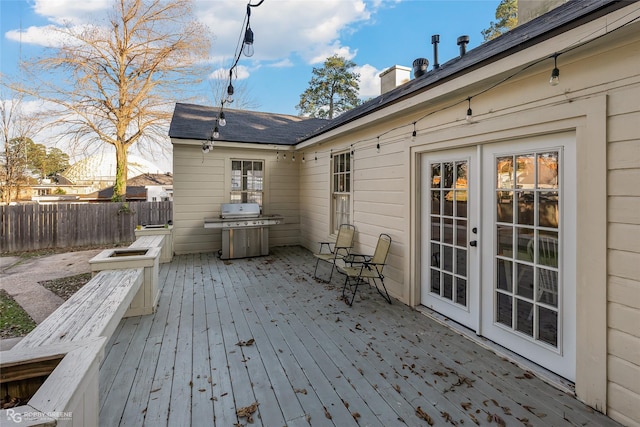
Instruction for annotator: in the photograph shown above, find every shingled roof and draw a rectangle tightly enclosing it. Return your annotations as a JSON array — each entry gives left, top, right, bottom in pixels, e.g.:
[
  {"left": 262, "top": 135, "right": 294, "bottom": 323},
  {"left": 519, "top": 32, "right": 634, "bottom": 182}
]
[{"left": 169, "top": 103, "right": 328, "bottom": 145}]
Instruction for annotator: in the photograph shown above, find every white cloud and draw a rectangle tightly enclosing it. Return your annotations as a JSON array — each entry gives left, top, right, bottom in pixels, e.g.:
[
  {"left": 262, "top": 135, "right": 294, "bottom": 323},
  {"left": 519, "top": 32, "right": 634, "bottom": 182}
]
[
  {"left": 354, "top": 64, "right": 382, "bottom": 99},
  {"left": 209, "top": 65, "right": 250, "bottom": 81},
  {"left": 5, "top": 25, "right": 70, "bottom": 48},
  {"left": 197, "top": 0, "right": 374, "bottom": 65},
  {"left": 33, "top": 0, "right": 111, "bottom": 25}
]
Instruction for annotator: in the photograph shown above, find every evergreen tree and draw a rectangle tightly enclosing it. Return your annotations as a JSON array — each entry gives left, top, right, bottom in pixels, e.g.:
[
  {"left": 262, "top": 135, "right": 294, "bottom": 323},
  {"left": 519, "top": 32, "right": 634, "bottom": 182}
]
[
  {"left": 296, "top": 55, "right": 361, "bottom": 120},
  {"left": 482, "top": 0, "right": 518, "bottom": 42}
]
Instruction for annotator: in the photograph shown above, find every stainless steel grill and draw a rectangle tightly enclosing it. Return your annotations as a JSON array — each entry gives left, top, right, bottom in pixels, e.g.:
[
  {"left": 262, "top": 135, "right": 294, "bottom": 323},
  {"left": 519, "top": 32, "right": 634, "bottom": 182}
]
[{"left": 204, "top": 203, "right": 283, "bottom": 259}]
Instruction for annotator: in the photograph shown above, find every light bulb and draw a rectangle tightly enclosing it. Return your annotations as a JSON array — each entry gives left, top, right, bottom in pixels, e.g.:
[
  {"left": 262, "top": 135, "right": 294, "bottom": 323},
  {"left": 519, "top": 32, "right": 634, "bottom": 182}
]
[
  {"left": 466, "top": 107, "right": 473, "bottom": 123},
  {"left": 227, "top": 84, "right": 234, "bottom": 103},
  {"left": 549, "top": 68, "right": 560, "bottom": 86},
  {"left": 219, "top": 112, "right": 226, "bottom": 127},
  {"left": 213, "top": 126, "right": 219, "bottom": 139},
  {"left": 243, "top": 27, "right": 254, "bottom": 57}
]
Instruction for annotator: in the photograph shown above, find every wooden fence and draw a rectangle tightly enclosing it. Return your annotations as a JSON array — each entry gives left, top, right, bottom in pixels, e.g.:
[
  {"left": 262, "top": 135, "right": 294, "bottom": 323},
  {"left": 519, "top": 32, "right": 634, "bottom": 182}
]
[{"left": 0, "top": 202, "right": 172, "bottom": 253}]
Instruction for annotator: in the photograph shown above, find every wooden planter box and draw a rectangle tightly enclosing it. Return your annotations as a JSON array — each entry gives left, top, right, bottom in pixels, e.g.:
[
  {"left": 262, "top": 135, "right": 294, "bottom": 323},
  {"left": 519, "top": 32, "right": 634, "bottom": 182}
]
[
  {"left": 134, "top": 224, "right": 173, "bottom": 263},
  {"left": 89, "top": 247, "right": 160, "bottom": 316},
  {"left": 0, "top": 338, "right": 106, "bottom": 426}
]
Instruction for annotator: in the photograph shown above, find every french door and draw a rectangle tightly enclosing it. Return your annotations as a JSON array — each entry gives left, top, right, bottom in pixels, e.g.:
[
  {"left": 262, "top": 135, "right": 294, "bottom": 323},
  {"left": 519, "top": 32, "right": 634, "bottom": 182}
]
[
  {"left": 421, "top": 147, "right": 479, "bottom": 331},
  {"left": 421, "top": 133, "right": 576, "bottom": 380}
]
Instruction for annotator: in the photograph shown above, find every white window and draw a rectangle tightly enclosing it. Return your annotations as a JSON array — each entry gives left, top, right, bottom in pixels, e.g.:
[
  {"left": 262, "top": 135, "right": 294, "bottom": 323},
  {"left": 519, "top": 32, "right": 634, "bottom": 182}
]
[
  {"left": 231, "top": 160, "right": 263, "bottom": 206},
  {"left": 331, "top": 151, "right": 351, "bottom": 233}
]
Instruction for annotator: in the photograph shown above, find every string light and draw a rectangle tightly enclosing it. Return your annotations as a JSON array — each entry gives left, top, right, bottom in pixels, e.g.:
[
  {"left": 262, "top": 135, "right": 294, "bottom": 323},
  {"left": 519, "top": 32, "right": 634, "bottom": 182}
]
[
  {"left": 376, "top": 137, "right": 380, "bottom": 153},
  {"left": 218, "top": 111, "right": 226, "bottom": 127},
  {"left": 549, "top": 53, "right": 560, "bottom": 86},
  {"left": 302, "top": 153, "right": 306, "bottom": 163},
  {"left": 292, "top": 153, "right": 296, "bottom": 162},
  {"left": 315, "top": 152, "right": 317, "bottom": 162},
  {"left": 276, "top": 151, "right": 279, "bottom": 162},
  {"left": 466, "top": 97, "right": 473, "bottom": 123},
  {"left": 411, "top": 122, "right": 417, "bottom": 141}
]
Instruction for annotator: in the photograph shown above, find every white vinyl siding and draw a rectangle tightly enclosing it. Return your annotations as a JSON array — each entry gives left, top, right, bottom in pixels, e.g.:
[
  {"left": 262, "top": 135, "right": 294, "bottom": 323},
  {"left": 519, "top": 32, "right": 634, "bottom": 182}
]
[{"left": 606, "top": 85, "right": 640, "bottom": 425}]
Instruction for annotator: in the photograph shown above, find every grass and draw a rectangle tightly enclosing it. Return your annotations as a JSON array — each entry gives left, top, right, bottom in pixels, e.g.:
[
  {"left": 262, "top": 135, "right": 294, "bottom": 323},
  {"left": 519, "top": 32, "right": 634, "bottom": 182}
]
[{"left": 0, "top": 289, "right": 37, "bottom": 339}]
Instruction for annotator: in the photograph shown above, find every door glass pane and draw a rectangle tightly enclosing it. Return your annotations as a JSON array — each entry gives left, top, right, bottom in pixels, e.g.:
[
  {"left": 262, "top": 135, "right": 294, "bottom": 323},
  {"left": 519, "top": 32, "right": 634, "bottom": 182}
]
[
  {"left": 431, "top": 217, "right": 441, "bottom": 242},
  {"left": 497, "top": 156, "right": 514, "bottom": 189},
  {"left": 430, "top": 269, "right": 440, "bottom": 293},
  {"left": 456, "top": 248, "right": 467, "bottom": 276},
  {"left": 456, "top": 220, "right": 467, "bottom": 246},
  {"left": 496, "top": 293, "right": 512, "bottom": 327},
  {"left": 443, "top": 274, "right": 453, "bottom": 300},
  {"left": 516, "top": 154, "right": 535, "bottom": 189},
  {"left": 431, "top": 191, "right": 441, "bottom": 214},
  {"left": 456, "top": 191, "right": 468, "bottom": 218},
  {"left": 537, "top": 152, "right": 558, "bottom": 189},
  {"left": 497, "top": 259, "right": 512, "bottom": 291},
  {"left": 516, "top": 299, "right": 533, "bottom": 337},
  {"left": 516, "top": 191, "right": 535, "bottom": 225},
  {"left": 497, "top": 191, "right": 513, "bottom": 222},
  {"left": 539, "top": 191, "right": 558, "bottom": 228},
  {"left": 496, "top": 225, "right": 512, "bottom": 256},
  {"left": 443, "top": 246, "right": 453, "bottom": 272},
  {"left": 538, "top": 306, "right": 558, "bottom": 346},
  {"left": 516, "top": 263, "right": 533, "bottom": 299},
  {"left": 494, "top": 151, "right": 561, "bottom": 349},
  {"left": 443, "top": 218, "right": 453, "bottom": 244},
  {"left": 443, "top": 162, "right": 454, "bottom": 188},
  {"left": 431, "top": 164, "right": 441, "bottom": 188},
  {"left": 456, "top": 278, "right": 467, "bottom": 306}
]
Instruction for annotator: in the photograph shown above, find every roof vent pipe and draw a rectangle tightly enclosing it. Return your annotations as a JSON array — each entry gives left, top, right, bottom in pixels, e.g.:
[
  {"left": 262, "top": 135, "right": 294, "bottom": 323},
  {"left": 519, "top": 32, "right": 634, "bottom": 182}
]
[
  {"left": 457, "top": 35, "right": 469, "bottom": 57},
  {"left": 412, "top": 58, "right": 429, "bottom": 78},
  {"left": 431, "top": 35, "right": 440, "bottom": 69}
]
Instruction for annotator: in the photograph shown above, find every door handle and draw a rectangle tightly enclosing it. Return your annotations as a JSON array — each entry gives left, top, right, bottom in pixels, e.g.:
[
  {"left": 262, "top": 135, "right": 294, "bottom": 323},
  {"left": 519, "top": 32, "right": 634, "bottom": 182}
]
[{"left": 470, "top": 240, "right": 478, "bottom": 247}]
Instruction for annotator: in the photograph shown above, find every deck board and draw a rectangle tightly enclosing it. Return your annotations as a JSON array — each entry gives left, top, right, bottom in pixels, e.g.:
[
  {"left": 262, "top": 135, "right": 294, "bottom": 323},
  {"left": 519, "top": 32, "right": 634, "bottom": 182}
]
[{"left": 100, "top": 246, "right": 621, "bottom": 426}]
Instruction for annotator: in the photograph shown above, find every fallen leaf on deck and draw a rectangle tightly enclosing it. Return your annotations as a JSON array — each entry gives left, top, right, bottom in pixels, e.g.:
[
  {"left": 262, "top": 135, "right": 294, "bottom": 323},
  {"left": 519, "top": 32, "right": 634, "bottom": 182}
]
[
  {"left": 294, "top": 388, "right": 307, "bottom": 395},
  {"left": 461, "top": 402, "right": 472, "bottom": 410},
  {"left": 416, "top": 406, "right": 434, "bottom": 425},
  {"left": 236, "top": 338, "right": 255, "bottom": 346},
  {"left": 393, "top": 384, "right": 401, "bottom": 393},
  {"left": 323, "top": 406, "right": 332, "bottom": 419},
  {"left": 352, "top": 412, "right": 361, "bottom": 420},
  {"left": 236, "top": 401, "right": 259, "bottom": 423}
]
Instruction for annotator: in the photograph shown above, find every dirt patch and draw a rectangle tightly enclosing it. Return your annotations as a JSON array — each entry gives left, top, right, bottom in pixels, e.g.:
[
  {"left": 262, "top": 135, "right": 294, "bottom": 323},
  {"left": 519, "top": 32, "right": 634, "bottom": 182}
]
[{"left": 40, "top": 273, "right": 92, "bottom": 301}]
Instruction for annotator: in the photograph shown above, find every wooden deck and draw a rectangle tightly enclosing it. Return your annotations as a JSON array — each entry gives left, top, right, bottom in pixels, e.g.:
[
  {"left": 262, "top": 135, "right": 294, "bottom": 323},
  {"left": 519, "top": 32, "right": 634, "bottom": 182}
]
[{"left": 99, "top": 246, "right": 618, "bottom": 426}]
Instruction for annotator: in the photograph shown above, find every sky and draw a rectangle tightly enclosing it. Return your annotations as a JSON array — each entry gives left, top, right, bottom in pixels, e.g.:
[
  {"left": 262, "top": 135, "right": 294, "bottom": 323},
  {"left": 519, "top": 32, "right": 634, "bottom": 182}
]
[{"left": 0, "top": 0, "right": 502, "bottom": 172}]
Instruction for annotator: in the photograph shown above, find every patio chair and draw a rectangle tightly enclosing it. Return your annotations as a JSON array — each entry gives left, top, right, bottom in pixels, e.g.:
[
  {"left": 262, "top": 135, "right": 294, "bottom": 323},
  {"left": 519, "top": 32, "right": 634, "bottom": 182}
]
[
  {"left": 339, "top": 233, "right": 392, "bottom": 306},
  {"left": 313, "top": 224, "right": 356, "bottom": 282}
]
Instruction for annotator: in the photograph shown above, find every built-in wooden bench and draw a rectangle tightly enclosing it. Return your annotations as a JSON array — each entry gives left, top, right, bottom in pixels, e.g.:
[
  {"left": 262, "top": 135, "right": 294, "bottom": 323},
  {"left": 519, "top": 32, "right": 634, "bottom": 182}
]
[
  {"left": 2, "top": 268, "right": 144, "bottom": 426},
  {"left": 129, "top": 234, "right": 164, "bottom": 252},
  {"left": 13, "top": 268, "right": 143, "bottom": 350}
]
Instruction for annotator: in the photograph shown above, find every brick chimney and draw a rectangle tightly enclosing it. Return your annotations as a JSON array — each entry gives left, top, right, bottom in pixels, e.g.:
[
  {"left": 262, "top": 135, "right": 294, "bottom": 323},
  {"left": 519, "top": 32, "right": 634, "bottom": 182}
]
[{"left": 379, "top": 65, "right": 411, "bottom": 94}]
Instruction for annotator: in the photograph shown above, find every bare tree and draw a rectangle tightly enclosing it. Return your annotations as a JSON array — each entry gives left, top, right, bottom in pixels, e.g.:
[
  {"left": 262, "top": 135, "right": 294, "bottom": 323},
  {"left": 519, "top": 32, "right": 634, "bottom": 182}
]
[
  {"left": 207, "top": 69, "right": 261, "bottom": 112},
  {"left": 0, "top": 91, "right": 40, "bottom": 204},
  {"left": 15, "top": 0, "right": 210, "bottom": 201}
]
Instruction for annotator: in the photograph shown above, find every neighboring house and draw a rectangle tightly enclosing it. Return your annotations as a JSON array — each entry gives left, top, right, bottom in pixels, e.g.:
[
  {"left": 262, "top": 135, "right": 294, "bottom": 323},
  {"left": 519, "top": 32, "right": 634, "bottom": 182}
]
[
  {"left": 80, "top": 186, "right": 147, "bottom": 202},
  {"left": 126, "top": 173, "right": 174, "bottom": 202},
  {"left": 169, "top": 1, "right": 640, "bottom": 424}
]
